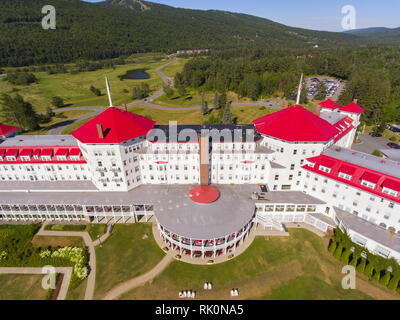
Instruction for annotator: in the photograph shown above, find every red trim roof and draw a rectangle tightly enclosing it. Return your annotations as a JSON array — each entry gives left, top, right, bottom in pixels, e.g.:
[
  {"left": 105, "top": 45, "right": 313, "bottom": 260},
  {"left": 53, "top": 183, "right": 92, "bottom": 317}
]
[
  {"left": 383, "top": 179, "right": 400, "bottom": 192},
  {"left": 72, "top": 107, "right": 156, "bottom": 144},
  {"left": 319, "top": 98, "right": 340, "bottom": 110},
  {"left": 303, "top": 154, "right": 400, "bottom": 203},
  {"left": 5, "top": 149, "right": 18, "bottom": 157},
  {"left": 0, "top": 147, "right": 86, "bottom": 164},
  {"left": 361, "top": 172, "right": 381, "bottom": 184},
  {"left": 339, "top": 102, "right": 365, "bottom": 114},
  {"left": 0, "top": 124, "right": 18, "bottom": 135},
  {"left": 19, "top": 149, "right": 33, "bottom": 157},
  {"left": 253, "top": 105, "right": 339, "bottom": 142},
  {"left": 55, "top": 149, "right": 69, "bottom": 156},
  {"left": 319, "top": 158, "right": 335, "bottom": 168}
]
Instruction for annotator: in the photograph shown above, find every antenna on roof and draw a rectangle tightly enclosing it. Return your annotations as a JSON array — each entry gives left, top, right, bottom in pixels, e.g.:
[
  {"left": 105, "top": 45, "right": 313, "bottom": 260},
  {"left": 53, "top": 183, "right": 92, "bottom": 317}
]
[
  {"left": 105, "top": 76, "right": 113, "bottom": 108},
  {"left": 296, "top": 73, "right": 303, "bottom": 105}
]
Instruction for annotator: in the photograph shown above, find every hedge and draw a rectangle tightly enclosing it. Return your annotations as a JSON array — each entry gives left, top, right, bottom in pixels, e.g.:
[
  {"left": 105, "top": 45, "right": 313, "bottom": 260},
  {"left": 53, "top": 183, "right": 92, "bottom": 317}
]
[
  {"left": 333, "top": 243, "right": 344, "bottom": 259},
  {"left": 356, "top": 258, "right": 366, "bottom": 274},
  {"left": 328, "top": 241, "right": 337, "bottom": 254}
]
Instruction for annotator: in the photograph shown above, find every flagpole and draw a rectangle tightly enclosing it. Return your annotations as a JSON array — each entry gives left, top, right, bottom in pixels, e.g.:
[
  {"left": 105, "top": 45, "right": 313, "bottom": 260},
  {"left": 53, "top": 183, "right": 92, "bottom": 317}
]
[
  {"left": 296, "top": 73, "right": 303, "bottom": 105},
  {"left": 106, "top": 76, "right": 113, "bottom": 107}
]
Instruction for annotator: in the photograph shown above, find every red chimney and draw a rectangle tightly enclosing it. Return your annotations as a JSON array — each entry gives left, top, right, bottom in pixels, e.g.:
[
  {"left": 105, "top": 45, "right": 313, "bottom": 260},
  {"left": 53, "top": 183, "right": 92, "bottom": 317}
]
[
  {"left": 353, "top": 99, "right": 358, "bottom": 104},
  {"left": 97, "top": 124, "right": 104, "bottom": 139},
  {"left": 314, "top": 105, "right": 321, "bottom": 117},
  {"left": 283, "top": 100, "right": 288, "bottom": 108},
  {"left": 122, "top": 104, "right": 127, "bottom": 112}
]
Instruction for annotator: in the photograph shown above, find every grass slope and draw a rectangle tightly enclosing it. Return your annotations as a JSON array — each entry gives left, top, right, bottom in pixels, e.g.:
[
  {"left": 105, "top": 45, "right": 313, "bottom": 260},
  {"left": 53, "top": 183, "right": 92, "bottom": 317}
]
[{"left": 0, "top": 274, "right": 48, "bottom": 300}]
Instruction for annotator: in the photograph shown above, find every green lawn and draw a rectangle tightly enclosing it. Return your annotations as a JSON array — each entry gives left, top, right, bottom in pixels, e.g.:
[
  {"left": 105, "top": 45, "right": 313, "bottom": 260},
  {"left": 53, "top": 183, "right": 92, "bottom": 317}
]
[
  {"left": 87, "top": 224, "right": 107, "bottom": 242},
  {"left": 94, "top": 223, "right": 165, "bottom": 299},
  {"left": 0, "top": 57, "right": 171, "bottom": 113},
  {"left": 0, "top": 274, "right": 48, "bottom": 300},
  {"left": 160, "top": 58, "right": 188, "bottom": 78},
  {"left": 120, "top": 229, "right": 400, "bottom": 300}
]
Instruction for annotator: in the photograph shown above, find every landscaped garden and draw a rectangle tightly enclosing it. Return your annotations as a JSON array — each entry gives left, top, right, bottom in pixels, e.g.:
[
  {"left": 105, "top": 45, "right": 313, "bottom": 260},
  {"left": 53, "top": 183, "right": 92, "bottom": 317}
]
[
  {"left": 120, "top": 229, "right": 400, "bottom": 300},
  {"left": 94, "top": 223, "right": 164, "bottom": 299}
]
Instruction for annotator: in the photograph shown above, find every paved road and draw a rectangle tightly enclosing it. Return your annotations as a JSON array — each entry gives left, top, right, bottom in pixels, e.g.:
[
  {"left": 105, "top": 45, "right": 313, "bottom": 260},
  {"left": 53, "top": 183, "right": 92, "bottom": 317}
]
[
  {"left": 352, "top": 133, "right": 390, "bottom": 154},
  {"left": 45, "top": 58, "right": 284, "bottom": 134},
  {"left": 0, "top": 267, "right": 73, "bottom": 300},
  {"left": 102, "top": 254, "right": 174, "bottom": 300}
]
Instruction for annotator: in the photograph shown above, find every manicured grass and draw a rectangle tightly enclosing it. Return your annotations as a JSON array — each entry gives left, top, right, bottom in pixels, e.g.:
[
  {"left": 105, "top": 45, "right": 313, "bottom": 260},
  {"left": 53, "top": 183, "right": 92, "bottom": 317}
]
[
  {"left": 66, "top": 278, "right": 87, "bottom": 300},
  {"left": 62, "top": 115, "right": 96, "bottom": 134},
  {"left": 94, "top": 223, "right": 165, "bottom": 299},
  {"left": 0, "top": 57, "right": 170, "bottom": 113},
  {"left": 87, "top": 224, "right": 107, "bottom": 241},
  {"left": 0, "top": 274, "right": 48, "bottom": 300},
  {"left": 44, "top": 224, "right": 86, "bottom": 231},
  {"left": 160, "top": 58, "right": 188, "bottom": 78},
  {"left": 231, "top": 106, "right": 276, "bottom": 124},
  {"left": 31, "top": 235, "right": 85, "bottom": 248},
  {"left": 120, "top": 229, "right": 400, "bottom": 300},
  {"left": 19, "top": 110, "right": 93, "bottom": 135}
]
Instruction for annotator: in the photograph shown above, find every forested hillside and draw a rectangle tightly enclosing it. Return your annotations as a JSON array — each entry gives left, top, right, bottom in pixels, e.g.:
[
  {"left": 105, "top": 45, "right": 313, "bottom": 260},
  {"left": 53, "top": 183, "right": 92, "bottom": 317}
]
[
  {"left": 0, "top": 0, "right": 361, "bottom": 67},
  {"left": 175, "top": 46, "right": 400, "bottom": 128}
]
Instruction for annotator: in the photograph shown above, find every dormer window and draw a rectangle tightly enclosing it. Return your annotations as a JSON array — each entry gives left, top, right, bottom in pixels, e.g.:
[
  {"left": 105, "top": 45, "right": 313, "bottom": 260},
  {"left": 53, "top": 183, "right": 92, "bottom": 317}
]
[
  {"left": 21, "top": 156, "right": 31, "bottom": 161},
  {"left": 382, "top": 187, "right": 398, "bottom": 197},
  {"left": 360, "top": 172, "right": 380, "bottom": 189},
  {"left": 338, "top": 172, "right": 352, "bottom": 180},
  {"left": 361, "top": 180, "right": 376, "bottom": 189},
  {"left": 319, "top": 165, "right": 331, "bottom": 173}
]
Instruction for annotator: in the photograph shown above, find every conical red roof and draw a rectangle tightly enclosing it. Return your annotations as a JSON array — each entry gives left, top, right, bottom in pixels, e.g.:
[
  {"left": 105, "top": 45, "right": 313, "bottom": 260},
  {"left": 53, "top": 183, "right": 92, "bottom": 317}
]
[
  {"left": 0, "top": 124, "right": 18, "bottom": 135},
  {"left": 72, "top": 107, "right": 156, "bottom": 144},
  {"left": 253, "top": 105, "right": 339, "bottom": 142},
  {"left": 319, "top": 98, "right": 340, "bottom": 110}
]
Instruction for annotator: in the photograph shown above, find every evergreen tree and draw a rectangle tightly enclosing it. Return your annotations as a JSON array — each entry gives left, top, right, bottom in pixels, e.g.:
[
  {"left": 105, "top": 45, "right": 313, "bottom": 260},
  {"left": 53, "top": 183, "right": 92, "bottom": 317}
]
[
  {"left": 222, "top": 101, "right": 233, "bottom": 124},
  {"left": 213, "top": 91, "right": 219, "bottom": 109},
  {"left": 201, "top": 91, "right": 208, "bottom": 115},
  {"left": 90, "top": 85, "right": 101, "bottom": 96},
  {"left": 51, "top": 96, "right": 64, "bottom": 108},
  {"left": 132, "top": 86, "right": 138, "bottom": 99},
  {"left": 314, "top": 81, "right": 328, "bottom": 100},
  {"left": 219, "top": 92, "right": 227, "bottom": 110},
  {"left": 0, "top": 94, "right": 40, "bottom": 131},
  {"left": 178, "top": 86, "right": 186, "bottom": 97},
  {"left": 164, "top": 85, "right": 175, "bottom": 98}
]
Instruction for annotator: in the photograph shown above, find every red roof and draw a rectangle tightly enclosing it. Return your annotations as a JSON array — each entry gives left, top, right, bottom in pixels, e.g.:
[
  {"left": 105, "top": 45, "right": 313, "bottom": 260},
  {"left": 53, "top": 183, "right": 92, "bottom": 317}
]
[
  {"left": 253, "top": 105, "right": 339, "bottom": 142},
  {"left": 19, "top": 149, "right": 33, "bottom": 156},
  {"left": 361, "top": 172, "right": 381, "bottom": 184},
  {"left": 55, "top": 148, "right": 69, "bottom": 157},
  {"left": 319, "top": 158, "right": 335, "bottom": 168},
  {"left": 69, "top": 148, "right": 82, "bottom": 156},
  {"left": 72, "top": 107, "right": 156, "bottom": 144},
  {"left": 339, "top": 102, "right": 364, "bottom": 114},
  {"left": 41, "top": 149, "right": 53, "bottom": 157},
  {"left": 338, "top": 164, "right": 356, "bottom": 175},
  {"left": 319, "top": 98, "right": 340, "bottom": 110},
  {"left": 0, "top": 149, "right": 5, "bottom": 157},
  {"left": 5, "top": 149, "right": 18, "bottom": 157},
  {"left": 303, "top": 154, "right": 400, "bottom": 203},
  {"left": 0, "top": 124, "right": 18, "bottom": 135},
  {"left": 383, "top": 179, "right": 400, "bottom": 192}
]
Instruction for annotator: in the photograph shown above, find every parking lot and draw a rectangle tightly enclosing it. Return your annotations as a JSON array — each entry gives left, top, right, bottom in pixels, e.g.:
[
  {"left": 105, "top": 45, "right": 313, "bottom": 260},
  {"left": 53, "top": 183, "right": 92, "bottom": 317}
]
[
  {"left": 306, "top": 76, "right": 346, "bottom": 101},
  {"left": 352, "top": 134, "right": 395, "bottom": 154}
]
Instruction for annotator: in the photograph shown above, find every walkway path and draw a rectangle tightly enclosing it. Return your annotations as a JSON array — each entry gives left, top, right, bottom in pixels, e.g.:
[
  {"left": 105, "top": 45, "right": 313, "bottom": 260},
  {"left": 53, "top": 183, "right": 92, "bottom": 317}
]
[
  {"left": 36, "top": 222, "right": 104, "bottom": 300},
  {"left": 0, "top": 267, "right": 73, "bottom": 300},
  {"left": 102, "top": 254, "right": 174, "bottom": 300},
  {"left": 45, "top": 57, "right": 283, "bottom": 135}
]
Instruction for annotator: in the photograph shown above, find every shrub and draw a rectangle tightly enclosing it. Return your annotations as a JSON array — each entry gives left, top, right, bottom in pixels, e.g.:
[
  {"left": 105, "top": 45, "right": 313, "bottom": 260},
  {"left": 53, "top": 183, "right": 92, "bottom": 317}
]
[
  {"left": 364, "top": 262, "right": 374, "bottom": 278},
  {"left": 341, "top": 249, "right": 352, "bottom": 264},
  {"left": 333, "top": 243, "right": 344, "bottom": 259},
  {"left": 389, "top": 136, "right": 397, "bottom": 142},
  {"left": 6, "top": 71, "right": 38, "bottom": 85},
  {"left": 328, "top": 241, "right": 337, "bottom": 254},
  {"left": 380, "top": 271, "right": 391, "bottom": 287},
  {"left": 349, "top": 255, "right": 358, "bottom": 268},
  {"left": 90, "top": 85, "right": 101, "bottom": 96},
  {"left": 372, "top": 149, "right": 383, "bottom": 157},
  {"left": 51, "top": 96, "right": 64, "bottom": 108},
  {"left": 372, "top": 270, "right": 381, "bottom": 282},
  {"left": 388, "top": 276, "right": 400, "bottom": 291},
  {"left": 356, "top": 258, "right": 366, "bottom": 273}
]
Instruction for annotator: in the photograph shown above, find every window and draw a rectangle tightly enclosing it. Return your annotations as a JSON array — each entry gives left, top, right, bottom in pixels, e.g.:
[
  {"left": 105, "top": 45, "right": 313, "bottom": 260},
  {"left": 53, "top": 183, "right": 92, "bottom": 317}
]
[
  {"left": 382, "top": 187, "right": 398, "bottom": 197},
  {"left": 338, "top": 172, "right": 352, "bottom": 180},
  {"left": 290, "top": 164, "right": 295, "bottom": 170},
  {"left": 293, "top": 150, "right": 297, "bottom": 155},
  {"left": 274, "top": 175, "right": 279, "bottom": 181},
  {"left": 289, "top": 175, "right": 293, "bottom": 181},
  {"left": 319, "top": 165, "right": 331, "bottom": 173},
  {"left": 361, "top": 180, "right": 376, "bottom": 189}
]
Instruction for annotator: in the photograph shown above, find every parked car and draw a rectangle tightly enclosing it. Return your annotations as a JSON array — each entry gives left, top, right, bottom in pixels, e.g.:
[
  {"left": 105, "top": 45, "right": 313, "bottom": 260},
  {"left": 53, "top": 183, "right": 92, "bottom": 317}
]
[
  {"left": 369, "top": 132, "right": 382, "bottom": 137},
  {"left": 387, "top": 142, "right": 400, "bottom": 149}
]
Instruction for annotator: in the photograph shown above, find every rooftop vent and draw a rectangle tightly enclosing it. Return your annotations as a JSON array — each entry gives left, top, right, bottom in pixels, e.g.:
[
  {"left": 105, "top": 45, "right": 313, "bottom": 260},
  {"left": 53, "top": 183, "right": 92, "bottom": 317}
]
[{"left": 97, "top": 123, "right": 104, "bottom": 139}]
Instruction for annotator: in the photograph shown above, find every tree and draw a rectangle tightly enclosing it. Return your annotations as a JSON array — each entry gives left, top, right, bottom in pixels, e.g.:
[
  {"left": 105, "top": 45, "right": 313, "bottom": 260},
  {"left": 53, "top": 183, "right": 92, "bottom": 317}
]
[
  {"left": 364, "top": 261, "right": 374, "bottom": 278},
  {"left": 90, "top": 85, "right": 101, "bottom": 96},
  {"left": 132, "top": 86, "right": 138, "bottom": 99},
  {"left": 213, "top": 91, "right": 219, "bottom": 109},
  {"left": 341, "top": 249, "right": 352, "bottom": 264},
  {"left": 201, "top": 91, "right": 208, "bottom": 115},
  {"left": 380, "top": 271, "right": 391, "bottom": 287},
  {"left": 356, "top": 258, "right": 366, "bottom": 273},
  {"left": 0, "top": 94, "right": 40, "bottom": 131},
  {"left": 51, "top": 96, "right": 64, "bottom": 108},
  {"left": 218, "top": 92, "right": 227, "bottom": 110},
  {"left": 333, "top": 243, "right": 343, "bottom": 259},
  {"left": 178, "top": 86, "right": 186, "bottom": 97},
  {"left": 222, "top": 101, "right": 233, "bottom": 124},
  {"left": 164, "top": 85, "right": 175, "bottom": 98},
  {"left": 314, "top": 81, "right": 327, "bottom": 100},
  {"left": 328, "top": 241, "right": 337, "bottom": 254},
  {"left": 45, "top": 106, "right": 55, "bottom": 118}
]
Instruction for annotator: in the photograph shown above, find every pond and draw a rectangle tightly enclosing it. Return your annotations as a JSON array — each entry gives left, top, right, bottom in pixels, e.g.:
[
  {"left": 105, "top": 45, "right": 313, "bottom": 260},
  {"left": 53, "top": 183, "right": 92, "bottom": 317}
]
[{"left": 119, "top": 69, "right": 150, "bottom": 80}]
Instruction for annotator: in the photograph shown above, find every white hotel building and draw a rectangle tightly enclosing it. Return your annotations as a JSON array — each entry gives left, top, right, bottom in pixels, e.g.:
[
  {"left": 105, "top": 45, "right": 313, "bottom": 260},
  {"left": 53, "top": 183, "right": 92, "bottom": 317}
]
[{"left": 1, "top": 98, "right": 400, "bottom": 262}]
